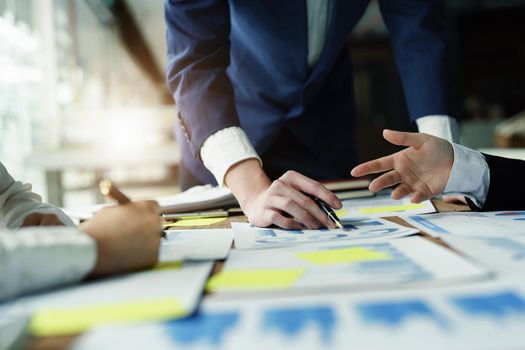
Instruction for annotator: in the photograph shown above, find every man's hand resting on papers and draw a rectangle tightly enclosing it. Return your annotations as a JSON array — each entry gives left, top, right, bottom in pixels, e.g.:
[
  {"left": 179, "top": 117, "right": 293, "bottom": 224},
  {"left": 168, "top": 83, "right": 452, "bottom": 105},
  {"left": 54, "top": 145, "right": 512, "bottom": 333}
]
[
  {"left": 80, "top": 200, "right": 163, "bottom": 277},
  {"left": 225, "top": 159, "right": 341, "bottom": 229},
  {"left": 351, "top": 130, "right": 454, "bottom": 203}
]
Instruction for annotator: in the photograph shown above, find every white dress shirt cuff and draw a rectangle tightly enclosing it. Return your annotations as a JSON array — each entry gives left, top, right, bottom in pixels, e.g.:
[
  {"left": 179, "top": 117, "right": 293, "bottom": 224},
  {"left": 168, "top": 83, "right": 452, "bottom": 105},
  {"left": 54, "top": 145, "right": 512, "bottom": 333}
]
[
  {"left": 416, "top": 115, "right": 460, "bottom": 143},
  {"left": 443, "top": 143, "right": 490, "bottom": 208},
  {"left": 200, "top": 127, "right": 262, "bottom": 187}
]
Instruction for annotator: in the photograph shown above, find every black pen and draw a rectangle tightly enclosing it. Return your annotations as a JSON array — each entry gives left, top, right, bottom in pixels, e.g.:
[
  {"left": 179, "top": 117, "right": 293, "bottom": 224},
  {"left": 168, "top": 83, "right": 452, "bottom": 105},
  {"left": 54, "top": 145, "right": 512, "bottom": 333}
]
[{"left": 309, "top": 195, "right": 343, "bottom": 229}]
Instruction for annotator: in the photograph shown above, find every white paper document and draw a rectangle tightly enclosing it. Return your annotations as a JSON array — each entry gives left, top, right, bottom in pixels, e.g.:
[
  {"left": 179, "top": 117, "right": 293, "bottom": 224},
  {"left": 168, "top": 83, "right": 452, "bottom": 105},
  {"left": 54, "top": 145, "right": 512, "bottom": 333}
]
[
  {"left": 73, "top": 278, "right": 525, "bottom": 350},
  {"left": 209, "top": 236, "right": 488, "bottom": 294},
  {"left": 337, "top": 195, "right": 435, "bottom": 219},
  {"left": 160, "top": 229, "right": 233, "bottom": 262},
  {"left": 232, "top": 219, "right": 418, "bottom": 250},
  {"left": 19, "top": 262, "right": 213, "bottom": 337},
  {"left": 404, "top": 211, "right": 525, "bottom": 237},
  {"left": 442, "top": 235, "right": 525, "bottom": 273}
]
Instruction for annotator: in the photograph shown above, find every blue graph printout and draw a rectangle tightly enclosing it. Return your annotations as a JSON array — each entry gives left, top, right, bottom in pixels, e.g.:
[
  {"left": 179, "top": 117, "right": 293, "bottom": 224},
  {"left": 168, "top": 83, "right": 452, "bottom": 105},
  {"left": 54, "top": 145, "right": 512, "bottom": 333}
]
[
  {"left": 73, "top": 281, "right": 525, "bottom": 350},
  {"left": 356, "top": 299, "right": 450, "bottom": 330},
  {"left": 441, "top": 235, "right": 525, "bottom": 272},
  {"left": 262, "top": 306, "right": 336, "bottom": 344},
  {"left": 215, "top": 237, "right": 486, "bottom": 293},
  {"left": 232, "top": 220, "right": 418, "bottom": 249},
  {"left": 405, "top": 211, "right": 525, "bottom": 237},
  {"left": 166, "top": 311, "right": 240, "bottom": 347}
]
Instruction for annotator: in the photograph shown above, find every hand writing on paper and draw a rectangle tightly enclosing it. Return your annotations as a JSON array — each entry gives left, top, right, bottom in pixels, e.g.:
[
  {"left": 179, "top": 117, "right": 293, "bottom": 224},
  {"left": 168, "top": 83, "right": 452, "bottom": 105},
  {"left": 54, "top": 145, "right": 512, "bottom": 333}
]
[
  {"left": 226, "top": 160, "right": 341, "bottom": 230},
  {"left": 351, "top": 130, "right": 454, "bottom": 203},
  {"left": 80, "top": 200, "right": 163, "bottom": 277}
]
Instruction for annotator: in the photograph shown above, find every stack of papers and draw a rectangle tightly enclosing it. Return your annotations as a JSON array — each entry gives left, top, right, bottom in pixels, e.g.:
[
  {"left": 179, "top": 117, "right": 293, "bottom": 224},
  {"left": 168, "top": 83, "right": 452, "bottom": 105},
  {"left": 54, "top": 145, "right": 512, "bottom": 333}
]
[
  {"left": 65, "top": 185, "right": 238, "bottom": 219},
  {"left": 160, "top": 229, "right": 233, "bottom": 262},
  {"left": 155, "top": 185, "right": 237, "bottom": 214}
]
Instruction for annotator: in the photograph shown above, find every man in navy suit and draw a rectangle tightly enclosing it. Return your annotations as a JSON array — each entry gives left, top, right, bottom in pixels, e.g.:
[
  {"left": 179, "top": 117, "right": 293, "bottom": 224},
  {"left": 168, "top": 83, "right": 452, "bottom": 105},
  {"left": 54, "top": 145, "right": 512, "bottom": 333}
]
[{"left": 165, "top": 0, "right": 458, "bottom": 229}]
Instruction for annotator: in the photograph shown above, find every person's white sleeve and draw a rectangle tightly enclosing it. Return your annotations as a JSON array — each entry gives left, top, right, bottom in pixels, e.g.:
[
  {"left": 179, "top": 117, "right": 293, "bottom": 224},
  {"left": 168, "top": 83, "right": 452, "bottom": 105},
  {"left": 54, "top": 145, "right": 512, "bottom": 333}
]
[
  {"left": 0, "top": 162, "right": 74, "bottom": 228},
  {"left": 0, "top": 227, "right": 96, "bottom": 301},
  {"left": 200, "top": 127, "right": 262, "bottom": 186},
  {"left": 416, "top": 115, "right": 460, "bottom": 143},
  {"left": 443, "top": 143, "right": 490, "bottom": 208}
]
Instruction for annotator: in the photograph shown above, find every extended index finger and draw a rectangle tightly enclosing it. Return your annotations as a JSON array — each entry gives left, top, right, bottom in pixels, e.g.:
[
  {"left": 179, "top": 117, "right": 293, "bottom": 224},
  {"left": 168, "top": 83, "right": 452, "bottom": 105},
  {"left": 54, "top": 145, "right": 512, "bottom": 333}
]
[
  {"left": 280, "top": 171, "right": 341, "bottom": 209},
  {"left": 351, "top": 155, "right": 395, "bottom": 177}
]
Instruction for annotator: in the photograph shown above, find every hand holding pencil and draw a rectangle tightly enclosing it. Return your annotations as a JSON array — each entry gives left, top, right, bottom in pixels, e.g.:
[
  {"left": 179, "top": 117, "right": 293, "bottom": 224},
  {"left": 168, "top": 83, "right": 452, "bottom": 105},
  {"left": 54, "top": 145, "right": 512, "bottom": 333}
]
[{"left": 77, "top": 180, "right": 163, "bottom": 277}]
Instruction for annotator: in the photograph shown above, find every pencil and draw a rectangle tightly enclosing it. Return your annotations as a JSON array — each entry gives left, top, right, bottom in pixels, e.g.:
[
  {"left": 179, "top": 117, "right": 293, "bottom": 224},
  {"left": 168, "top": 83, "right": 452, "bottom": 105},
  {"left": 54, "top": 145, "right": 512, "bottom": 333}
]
[
  {"left": 99, "top": 180, "right": 131, "bottom": 204},
  {"left": 99, "top": 179, "right": 166, "bottom": 238}
]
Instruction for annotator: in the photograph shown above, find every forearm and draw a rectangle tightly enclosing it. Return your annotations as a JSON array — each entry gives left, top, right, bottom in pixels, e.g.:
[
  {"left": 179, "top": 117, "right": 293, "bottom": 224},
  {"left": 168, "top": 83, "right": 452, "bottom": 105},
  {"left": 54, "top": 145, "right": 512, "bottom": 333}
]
[
  {"left": 0, "top": 228, "right": 96, "bottom": 301},
  {"left": 224, "top": 159, "right": 271, "bottom": 211}
]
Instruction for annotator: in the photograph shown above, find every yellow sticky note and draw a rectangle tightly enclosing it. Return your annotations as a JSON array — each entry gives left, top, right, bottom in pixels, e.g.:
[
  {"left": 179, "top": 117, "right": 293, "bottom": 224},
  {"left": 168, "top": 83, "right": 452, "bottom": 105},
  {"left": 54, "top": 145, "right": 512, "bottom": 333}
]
[
  {"left": 296, "top": 247, "right": 391, "bottom": 265},
  {"left": 359, "top": 203, "right": 425, "bottom": 214},
  {"left": 206, "top": 269, "right": 304, "bottom": 292},
  {"left": 164, "top": 217, "right": 227, "bottom": 227},
  {"left": 335, "top": 209, "right": 348, "bottom": 217},
  {"left": 155, "top": 261, "right": 183, "bottom": 271},
  {"left": 30, "top": 298, "right": 186, "bottom": 337}
]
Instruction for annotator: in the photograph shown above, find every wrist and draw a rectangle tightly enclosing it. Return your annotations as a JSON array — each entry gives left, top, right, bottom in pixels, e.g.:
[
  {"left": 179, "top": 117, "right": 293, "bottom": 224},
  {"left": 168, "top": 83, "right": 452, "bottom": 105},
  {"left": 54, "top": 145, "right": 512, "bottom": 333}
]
[
  {"left": 79, "top": 223, "right": 110, "bottom": 277},
  {"left": 224, "top": 159, "right": 271, "bottom": 212}
]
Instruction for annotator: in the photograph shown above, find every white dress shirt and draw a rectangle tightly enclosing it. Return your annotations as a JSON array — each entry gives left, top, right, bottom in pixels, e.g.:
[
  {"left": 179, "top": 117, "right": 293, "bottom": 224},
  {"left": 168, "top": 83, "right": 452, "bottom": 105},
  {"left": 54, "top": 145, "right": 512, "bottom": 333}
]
[
  {"left": 0, "top": 162, "right": 96, "bottom": 302},
  {"left": 201, "top": 1, "right": 460, "bottom": 186},
  {"left": 443, "top": 143, "right": 490, "bottom": 208}
]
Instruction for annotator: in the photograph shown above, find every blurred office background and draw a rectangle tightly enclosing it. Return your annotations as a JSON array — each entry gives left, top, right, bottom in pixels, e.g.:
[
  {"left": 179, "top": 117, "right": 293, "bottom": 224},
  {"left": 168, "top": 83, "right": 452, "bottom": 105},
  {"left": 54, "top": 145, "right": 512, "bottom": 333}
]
[{"left": 1, "top": 0, "right": 525, "bottom": 208}]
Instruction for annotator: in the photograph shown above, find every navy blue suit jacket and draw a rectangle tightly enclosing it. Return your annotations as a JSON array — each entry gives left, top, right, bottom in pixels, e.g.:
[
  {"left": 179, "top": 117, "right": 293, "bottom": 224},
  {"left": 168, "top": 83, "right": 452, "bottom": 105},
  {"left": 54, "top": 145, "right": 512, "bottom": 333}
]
[{"left": 165, "top": 0, "right": 455, "bottom": 185}]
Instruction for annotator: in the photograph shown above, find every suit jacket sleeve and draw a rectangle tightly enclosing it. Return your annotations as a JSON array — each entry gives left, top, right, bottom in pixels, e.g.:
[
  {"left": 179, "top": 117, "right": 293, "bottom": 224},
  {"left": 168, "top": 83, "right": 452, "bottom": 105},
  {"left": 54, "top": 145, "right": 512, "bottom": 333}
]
[
  {"left": 165, "top": 0, "right": 241, "bottom": 158},
  {"left": 480, "top": 154, "right": 525, "bottom": 211},
  {"left": 378, "top": 0, "right": 455, "bottom": 121}
]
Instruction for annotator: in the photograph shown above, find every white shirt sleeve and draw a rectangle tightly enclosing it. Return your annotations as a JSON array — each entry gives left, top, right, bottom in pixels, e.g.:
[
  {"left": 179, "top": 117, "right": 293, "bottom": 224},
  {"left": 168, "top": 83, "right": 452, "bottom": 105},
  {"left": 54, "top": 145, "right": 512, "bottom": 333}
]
[
  {"left": 0, "top": 227, "right": 97, "bottom": 302},
  {"left": 443, "top": 143, "right": 490, "bottom": 208},
  {"left": 0, "top": 163, "right": 75, "bottom": 228},
  {"left": 416, "top": 115, "right": 460, "bottom": 143},
  {"left": 200, "top": 127, "right": 262, "bottom": 186}
]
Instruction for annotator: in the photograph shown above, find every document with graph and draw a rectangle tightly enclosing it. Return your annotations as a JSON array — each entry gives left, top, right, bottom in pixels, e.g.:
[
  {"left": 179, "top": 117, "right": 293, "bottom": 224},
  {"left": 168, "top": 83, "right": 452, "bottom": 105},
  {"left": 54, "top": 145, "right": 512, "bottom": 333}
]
[
  {"left": 208, "top": 236, "right": 488, "bottom": 294},
  {"left": 404, "top": 211, "right": 525, "bottom": 237},
  {"left": 232, "top": 219, "right": 418, "bottom": 250},
  {"left": 72, "top": 278, "right": 525, "bottom": 350},
  {"left": 442, "top": 235, "right": 525, "bottom": 273}
]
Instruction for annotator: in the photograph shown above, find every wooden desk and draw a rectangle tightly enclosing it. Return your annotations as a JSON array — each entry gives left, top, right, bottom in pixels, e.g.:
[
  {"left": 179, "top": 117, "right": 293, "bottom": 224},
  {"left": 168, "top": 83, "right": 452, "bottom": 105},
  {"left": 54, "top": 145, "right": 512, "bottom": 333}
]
[{"left": 27, "top": 198, "right": 469, "bottom": 350}]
